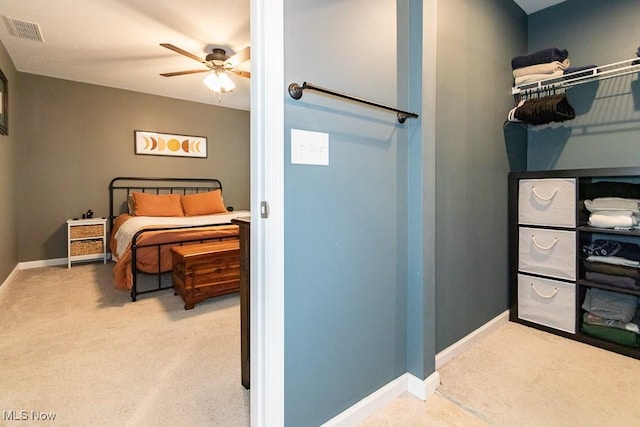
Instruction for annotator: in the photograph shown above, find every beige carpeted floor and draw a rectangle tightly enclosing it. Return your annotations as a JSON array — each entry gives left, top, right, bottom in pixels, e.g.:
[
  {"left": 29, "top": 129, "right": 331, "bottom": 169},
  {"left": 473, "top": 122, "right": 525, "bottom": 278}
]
[
  {"left": 0, "top": 263, "right": 249, "bottom": 426},
  {"left": 4, "top": 264, "right": 640, "bottom": 426},
  {"left": 361, "top": 322, "right": 640, "bottom": 426}
]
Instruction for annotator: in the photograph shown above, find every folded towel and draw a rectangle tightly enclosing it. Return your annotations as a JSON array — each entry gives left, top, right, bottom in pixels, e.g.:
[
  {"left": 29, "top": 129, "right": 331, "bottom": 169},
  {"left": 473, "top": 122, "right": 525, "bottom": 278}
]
[
  {"left": 585, "top": 197, "right": 640, "bottom": 212},
  {"left": 514, "top": 70, "right": 564, "bottom": 86},
  {"left": 511, "top": 47, "right": 569, "bottom": 70},
  {"left": 582, "top": 287, "right": 639, "bottom": 323},
  {"left": 586, "top": 255, "right": 640, "bottom": 268},
  {"left": 513, "top": 59, "right": 570, "bottom": 78},
  {"left": 589, "top": 211, "right": 639, "bottom": 229}
]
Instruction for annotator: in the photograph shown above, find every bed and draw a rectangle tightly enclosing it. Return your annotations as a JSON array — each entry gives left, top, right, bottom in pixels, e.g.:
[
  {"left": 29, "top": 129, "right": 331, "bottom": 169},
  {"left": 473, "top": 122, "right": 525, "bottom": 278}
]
[{"left": 108, "top": 177, "right": 250, "bottom": 302}]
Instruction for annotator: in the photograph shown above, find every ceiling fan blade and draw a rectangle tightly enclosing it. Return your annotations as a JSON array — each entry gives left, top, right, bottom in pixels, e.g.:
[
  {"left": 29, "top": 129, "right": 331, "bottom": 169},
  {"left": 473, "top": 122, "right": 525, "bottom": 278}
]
[
  {"left": 160, "top": 43, "right": 206, "bottom": 63},
  {"left": 225, "top": 47, "right": 250, "bottom": 68},
  {"left": 228, "top": 69, "right": 251, "bottom": 79},
  {"left": 160, "top": 69, "right": 210, "bottom": 77}
]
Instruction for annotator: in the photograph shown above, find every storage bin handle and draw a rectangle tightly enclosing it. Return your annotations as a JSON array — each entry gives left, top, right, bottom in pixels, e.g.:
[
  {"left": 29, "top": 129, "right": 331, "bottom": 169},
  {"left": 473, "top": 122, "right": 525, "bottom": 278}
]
[
  {"left": 530, "top": 235, "right": 559, "bottom": 250},
  {"left": 531, "top": 186, "right": 558, "bottom": 201},
  {"left": 530, "top": 283, "right": 559, "bottom": 299}
]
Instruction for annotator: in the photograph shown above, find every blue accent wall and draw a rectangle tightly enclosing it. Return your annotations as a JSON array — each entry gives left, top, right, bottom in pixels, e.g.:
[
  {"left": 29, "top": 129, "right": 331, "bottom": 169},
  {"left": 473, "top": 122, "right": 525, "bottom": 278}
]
[
  {"left": 282, "top": 0, "right": 530, "bottom": 423},
  {"left": 283, "top": 1, "right": 411, "bottom": 425},
  {"left": 527, "top": 0, "right": 640, "bottom": 170}
]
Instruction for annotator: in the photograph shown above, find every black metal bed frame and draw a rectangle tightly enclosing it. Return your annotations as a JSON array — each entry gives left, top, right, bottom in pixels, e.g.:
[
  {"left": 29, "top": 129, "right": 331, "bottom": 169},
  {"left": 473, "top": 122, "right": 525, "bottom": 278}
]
[{"left": 108, "top": 177, "right": 237, "bottom": 302}]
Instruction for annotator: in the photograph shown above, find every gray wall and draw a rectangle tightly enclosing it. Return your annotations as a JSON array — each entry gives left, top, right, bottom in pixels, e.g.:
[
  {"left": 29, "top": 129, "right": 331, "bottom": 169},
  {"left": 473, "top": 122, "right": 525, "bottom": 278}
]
[
  {"left": 16, "top": 74, "right": 250, "bottom": 262},
  {"left": 0, "top": 42, "right": 18, "bottom": 283},
  {"left": 528, "top": 0, "right": 640, "bottom": 170},
  {"left": 283, "top": 0, "right": 411, "bottom": 424},
  {"left": 434, "top": 0, "right": 527, "bottom": 350}
]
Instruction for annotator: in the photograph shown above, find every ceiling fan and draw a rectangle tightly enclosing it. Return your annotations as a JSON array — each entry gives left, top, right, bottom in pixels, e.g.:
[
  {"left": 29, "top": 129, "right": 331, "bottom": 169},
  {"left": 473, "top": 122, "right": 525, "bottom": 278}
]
[{"left": 159, "top": 43, "right": 250, "bottom": 93}]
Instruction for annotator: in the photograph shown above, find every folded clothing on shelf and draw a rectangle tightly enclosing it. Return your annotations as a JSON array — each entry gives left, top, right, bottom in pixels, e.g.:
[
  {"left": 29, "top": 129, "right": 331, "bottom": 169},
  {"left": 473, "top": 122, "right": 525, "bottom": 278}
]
[
  {"left": 583, "top": 311, "right": 640, "bottom": 334},
  {"left": 511, "top": 47, "right": 569, "bottom": 70},
  {"left": 585, "top": 271, "right": 640, "bottom": 292},
  {"left": 584, "top": 197, "right": 640, "bottom": 212},
  {"left": 513, "top": 59, "right": 570, "bottom": 78},
  {"left": 581, "top": 239, "right": 640, "bottom": 261},
  {"left": 581, "top": 322, "right": 640, "bottom": 348},
  {"left": 584, "top": 259, "right": 640, "bottom": 279},
  {"left": 588, "top": 210, "right": 640, "bottom": 229},
  {"left": 582, "top": 287, "right": 638, "bottom": 323},
  {"left": 514, "top": 70, "right": 564, "bottom": 86}
]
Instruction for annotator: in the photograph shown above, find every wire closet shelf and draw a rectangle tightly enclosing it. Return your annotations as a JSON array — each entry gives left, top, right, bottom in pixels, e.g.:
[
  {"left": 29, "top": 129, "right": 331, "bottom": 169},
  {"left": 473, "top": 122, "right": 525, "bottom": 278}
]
[{"left": 512, "top": 57, "right": 640, "bottom": 96}]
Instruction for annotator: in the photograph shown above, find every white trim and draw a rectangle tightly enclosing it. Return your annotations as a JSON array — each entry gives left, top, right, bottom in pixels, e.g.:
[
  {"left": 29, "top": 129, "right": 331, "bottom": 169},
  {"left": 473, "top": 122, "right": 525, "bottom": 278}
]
[
  {"left": 435, "top": 310, "right": 509, "bottom": 369},
  {"left": 18, "top": 257, "right": 67, "bottom": 270},
  {"left": 407, "top": 371, "right": 440, "bottom": 401},
  {"left": 0, "top": 264, "right": 20, "bottom": 297},
  {"left": 320, "top": 374, "right": 412, "bottom": 427},
  {"left": 16, "top": 254, "right": 113, "bottom": 271},
  {"left": 250, "top": 0, "right": 285, "bottom": 425}
]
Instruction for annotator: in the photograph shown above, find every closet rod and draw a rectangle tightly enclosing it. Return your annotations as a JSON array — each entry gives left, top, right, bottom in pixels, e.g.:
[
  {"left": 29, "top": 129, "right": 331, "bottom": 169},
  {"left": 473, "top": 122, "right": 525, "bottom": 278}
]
[{"left": 288, "top": 82, "right": 419, "bottom": 124}]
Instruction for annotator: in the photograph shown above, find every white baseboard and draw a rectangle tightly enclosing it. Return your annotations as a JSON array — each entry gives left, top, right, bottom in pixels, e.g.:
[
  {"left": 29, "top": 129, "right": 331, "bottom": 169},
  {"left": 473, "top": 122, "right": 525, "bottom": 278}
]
[
  {"left": 321, "top": 370, "right": 441, "bottom": 426},
  {"left": 18, "top": 257, "right": 67, "bottom": 270},
  {"left": 321, "top": 373, "right": 411, "bottom": 427},
  {"left": 407, "top": 370, "right": 440, "bottom": 401},
  {"left": 321, "top": 310, "right": 509, "bottom": 426},
  {"left": 435, "top": 310, "right": 509, "bottom": 369},
  {"left": 0, "top": 264, "right": 20, "bottom": 297}
]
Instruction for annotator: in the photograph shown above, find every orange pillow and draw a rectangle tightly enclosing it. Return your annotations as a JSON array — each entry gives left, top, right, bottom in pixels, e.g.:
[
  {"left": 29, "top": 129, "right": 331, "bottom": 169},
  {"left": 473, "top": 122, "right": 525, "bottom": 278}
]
[
  {"left": 132, "top": 192, "right": 184, "bottom": 217},
  {"left": 181, "top": 190, "right": 227, "bottom": 216}
]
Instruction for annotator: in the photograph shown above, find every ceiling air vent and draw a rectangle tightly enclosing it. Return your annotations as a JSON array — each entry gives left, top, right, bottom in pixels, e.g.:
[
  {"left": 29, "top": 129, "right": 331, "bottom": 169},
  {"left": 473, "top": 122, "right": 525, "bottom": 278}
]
[{"left": 5, "top": 16, "right": 44, "bottom": 42}]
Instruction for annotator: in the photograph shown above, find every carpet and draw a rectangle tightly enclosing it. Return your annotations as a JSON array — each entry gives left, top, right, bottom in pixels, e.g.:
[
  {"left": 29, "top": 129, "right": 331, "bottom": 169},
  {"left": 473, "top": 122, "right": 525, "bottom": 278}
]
[{"left": 0, "top": 263, "right": 249, "bottom": 426}]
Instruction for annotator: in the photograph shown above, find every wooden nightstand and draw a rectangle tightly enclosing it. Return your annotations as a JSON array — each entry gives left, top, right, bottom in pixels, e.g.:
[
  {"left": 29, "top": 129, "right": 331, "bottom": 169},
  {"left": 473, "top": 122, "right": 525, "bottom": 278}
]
[{"left": 67, "top": 218, "right": 107, "bottom": 268}]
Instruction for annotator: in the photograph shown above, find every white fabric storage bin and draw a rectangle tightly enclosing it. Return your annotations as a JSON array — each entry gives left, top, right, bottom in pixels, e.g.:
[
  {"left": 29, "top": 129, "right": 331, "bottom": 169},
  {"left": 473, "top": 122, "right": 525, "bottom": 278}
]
[
  {"left": 519, "top": 227, "right": 575, "bottom": 280},
  {"left": 518, "top": 274, "right": 576, "bottom": 333},
  {"left": 519, "top": 178, "right": 576, "bottom": 227}
]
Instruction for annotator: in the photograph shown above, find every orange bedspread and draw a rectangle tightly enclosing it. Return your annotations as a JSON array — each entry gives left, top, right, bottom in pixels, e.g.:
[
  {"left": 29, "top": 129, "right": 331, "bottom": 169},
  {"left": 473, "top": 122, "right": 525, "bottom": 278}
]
[{"left": 110, "top": 214, "right": 239, "bottom": 290}]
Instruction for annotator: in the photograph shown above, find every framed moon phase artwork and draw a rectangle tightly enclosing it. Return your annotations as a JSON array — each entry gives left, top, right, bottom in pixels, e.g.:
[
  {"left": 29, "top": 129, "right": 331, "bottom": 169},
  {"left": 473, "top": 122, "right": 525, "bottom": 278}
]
[
  {"left": 134, "top": 130, "right": 207, "bottom": 158},
  {"left": 0, "top": 68, "right": 7, "bottom": 136}
]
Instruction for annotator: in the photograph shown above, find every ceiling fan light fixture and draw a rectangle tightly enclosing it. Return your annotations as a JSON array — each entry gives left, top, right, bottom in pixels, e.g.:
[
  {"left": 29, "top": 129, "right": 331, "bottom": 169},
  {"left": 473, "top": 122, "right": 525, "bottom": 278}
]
[{"left": 203, "top": 71, "right": 235, "bottom": 93}]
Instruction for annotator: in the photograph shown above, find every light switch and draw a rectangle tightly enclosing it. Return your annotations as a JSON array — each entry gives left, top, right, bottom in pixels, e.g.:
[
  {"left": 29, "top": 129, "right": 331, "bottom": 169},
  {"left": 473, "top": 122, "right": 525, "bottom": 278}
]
[{"left": 291, "top": 129, "right": 329, "bottom": 166}]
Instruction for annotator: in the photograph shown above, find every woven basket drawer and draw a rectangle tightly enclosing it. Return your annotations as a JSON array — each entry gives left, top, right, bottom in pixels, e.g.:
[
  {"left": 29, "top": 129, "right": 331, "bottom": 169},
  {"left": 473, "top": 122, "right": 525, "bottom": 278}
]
[
  {"left": 518, "top": 274, "right": 576, "bottom": 333},
  {"left": 519, "top": 178, "right": 575, "bottom": 227},
  {"left": 70, "top": 224, "right": 104, "bottom": 239},
  {"left": 70, "top": 240, "right": 104, "bottom": 256},
  {"left": 519, "top": 227, "right": 575, "bottom": 281}
]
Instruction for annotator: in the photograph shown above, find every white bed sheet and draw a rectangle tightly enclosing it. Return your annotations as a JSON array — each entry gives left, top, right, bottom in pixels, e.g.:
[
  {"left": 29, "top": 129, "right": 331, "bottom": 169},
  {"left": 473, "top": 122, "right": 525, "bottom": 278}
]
[{"left": 113, "top": 211, "right": 250, "bottom": 260}]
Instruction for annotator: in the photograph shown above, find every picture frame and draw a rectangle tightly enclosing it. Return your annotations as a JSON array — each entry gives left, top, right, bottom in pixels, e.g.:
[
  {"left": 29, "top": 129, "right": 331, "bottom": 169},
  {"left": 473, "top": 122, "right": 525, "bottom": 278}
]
[
  {"left": 134, "top": 130, "right": 207, "bottom": 158},
  {"left": 0, "top": 68, "right": 7, "bottom": 136}
]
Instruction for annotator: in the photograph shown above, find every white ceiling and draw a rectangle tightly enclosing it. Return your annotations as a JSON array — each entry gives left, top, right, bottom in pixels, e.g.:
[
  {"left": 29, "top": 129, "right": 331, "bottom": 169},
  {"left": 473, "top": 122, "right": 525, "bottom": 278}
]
[
  {"left": 513, "top": 0, "right": 566, "bottom": 14},
  {"left": 0, "top": 0, "right": 251, "bottom": 111},
  {"left": 0, "top": 1, "right": 562, "bottom": 112}
]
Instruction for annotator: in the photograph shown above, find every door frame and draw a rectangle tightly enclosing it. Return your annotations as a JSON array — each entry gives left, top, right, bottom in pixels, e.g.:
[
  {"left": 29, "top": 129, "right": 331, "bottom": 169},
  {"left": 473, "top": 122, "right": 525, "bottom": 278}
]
[{"left": 250, "top": 0, "right": 285, "bottom": 425}]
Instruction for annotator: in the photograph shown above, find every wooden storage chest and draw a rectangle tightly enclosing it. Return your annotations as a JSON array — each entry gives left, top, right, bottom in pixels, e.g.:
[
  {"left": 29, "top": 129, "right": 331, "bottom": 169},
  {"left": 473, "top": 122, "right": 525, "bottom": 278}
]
[{"left": 171, "top": 240, "right": 240, "bottom": 310}]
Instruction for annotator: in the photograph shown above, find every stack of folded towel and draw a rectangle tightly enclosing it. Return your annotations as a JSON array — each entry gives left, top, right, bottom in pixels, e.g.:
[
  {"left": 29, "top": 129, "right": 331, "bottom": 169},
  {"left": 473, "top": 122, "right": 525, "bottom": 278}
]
[
  {"left": 511, "top": 47, "right": 599, "bottom": 86},
  {"left": 584, "top": 197, "right": 640, "bottom": 229},
  {"left": 511, "top": 47, "right": 570, "bottom": 86}
]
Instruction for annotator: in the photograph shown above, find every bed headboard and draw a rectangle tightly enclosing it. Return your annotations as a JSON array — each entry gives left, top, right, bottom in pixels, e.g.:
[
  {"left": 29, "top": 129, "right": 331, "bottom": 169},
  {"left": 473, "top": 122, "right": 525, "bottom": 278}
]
[{"left": 108, "top": 176, "right": 223, "bottom": 231}]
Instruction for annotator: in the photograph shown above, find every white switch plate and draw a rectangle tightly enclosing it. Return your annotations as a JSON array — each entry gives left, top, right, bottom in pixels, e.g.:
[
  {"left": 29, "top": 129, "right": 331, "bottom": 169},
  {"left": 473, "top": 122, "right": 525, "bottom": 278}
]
[{"left": 291, "top": 129, "right": 329, "bottom": 166}]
